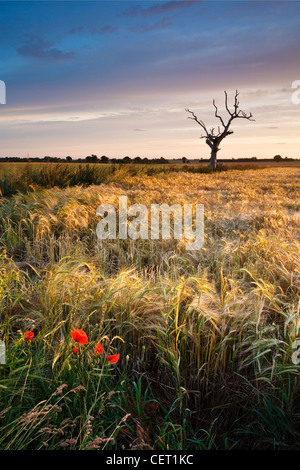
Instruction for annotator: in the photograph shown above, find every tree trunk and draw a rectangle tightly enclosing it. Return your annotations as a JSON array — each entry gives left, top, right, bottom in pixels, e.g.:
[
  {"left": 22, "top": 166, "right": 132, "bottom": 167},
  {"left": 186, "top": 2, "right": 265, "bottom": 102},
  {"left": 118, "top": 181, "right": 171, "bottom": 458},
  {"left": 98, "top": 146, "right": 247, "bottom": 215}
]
[{"left": 210, "top": 146, "right": 219, "bottom": 170}]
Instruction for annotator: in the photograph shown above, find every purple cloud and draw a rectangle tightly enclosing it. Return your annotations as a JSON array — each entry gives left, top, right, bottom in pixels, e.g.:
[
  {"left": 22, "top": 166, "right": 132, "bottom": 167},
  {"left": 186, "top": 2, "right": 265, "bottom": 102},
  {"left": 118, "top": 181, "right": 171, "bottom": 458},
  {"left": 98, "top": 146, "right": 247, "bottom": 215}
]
[
  {"left": 131, "top": 17, "right": 173, "bottom": 33},
  {"left": 17, "top": 36, "right": 75, "bottom": 60},
  {"left": 69, "top": 24, "right": 117, "bottom": 35},
  {"left": 68, "top": 26, "right": 85, "bottom": 34},
  {"left": 97, "top": 25, "right": 118, "bottom": 34},
  {"left": 142, "top": 0, "right": 195, "bottom": 17},
  {"left": 123, "top": 0, "right": 194, "bottom": 18}
]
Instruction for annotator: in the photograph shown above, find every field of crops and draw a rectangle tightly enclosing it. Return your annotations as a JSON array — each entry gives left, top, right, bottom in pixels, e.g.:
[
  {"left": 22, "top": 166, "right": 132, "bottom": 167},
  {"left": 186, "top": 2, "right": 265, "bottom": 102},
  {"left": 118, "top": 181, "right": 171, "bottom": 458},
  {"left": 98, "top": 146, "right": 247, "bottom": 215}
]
[{"left": 0, "top": 163, "right": 300, "bottom": 449}]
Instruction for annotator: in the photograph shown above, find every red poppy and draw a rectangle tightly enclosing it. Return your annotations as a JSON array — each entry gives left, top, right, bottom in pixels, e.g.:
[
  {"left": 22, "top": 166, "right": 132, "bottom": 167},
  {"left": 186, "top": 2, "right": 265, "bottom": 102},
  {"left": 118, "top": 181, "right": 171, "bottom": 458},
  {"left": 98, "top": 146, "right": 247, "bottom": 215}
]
[
  {"left": 72, "top": 329, "right": 88, "bottom": 345},
  {"left": 94, "top": 343, "right": 104, "bottom": 356},
  {"left": 73, "top": 346, "right": 78, "bottom": 354},
  {"left": 24, "top": 331, "right": 34, "bottom": 341},
  {"left": 106, "top": 353, "right": 120, "bottom": 364}
]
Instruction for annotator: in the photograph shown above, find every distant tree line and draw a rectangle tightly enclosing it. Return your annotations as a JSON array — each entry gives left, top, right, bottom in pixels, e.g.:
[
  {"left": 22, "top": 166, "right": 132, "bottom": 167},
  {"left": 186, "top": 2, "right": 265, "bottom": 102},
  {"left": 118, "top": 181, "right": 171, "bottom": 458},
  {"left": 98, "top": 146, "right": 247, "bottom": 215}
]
[
  {"left": 0, "top": 155, "right": 170, "bottom": 164},
  {"left": 0, "top": 154, "right": 297, "bottom": 163}
]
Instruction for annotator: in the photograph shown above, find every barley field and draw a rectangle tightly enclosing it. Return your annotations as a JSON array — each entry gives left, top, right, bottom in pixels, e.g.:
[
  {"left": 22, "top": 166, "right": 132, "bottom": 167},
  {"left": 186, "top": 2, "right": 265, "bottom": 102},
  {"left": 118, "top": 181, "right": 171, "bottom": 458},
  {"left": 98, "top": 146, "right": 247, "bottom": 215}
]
[{"left": 0, "top": 163, "right": 300, "bottom": 449}]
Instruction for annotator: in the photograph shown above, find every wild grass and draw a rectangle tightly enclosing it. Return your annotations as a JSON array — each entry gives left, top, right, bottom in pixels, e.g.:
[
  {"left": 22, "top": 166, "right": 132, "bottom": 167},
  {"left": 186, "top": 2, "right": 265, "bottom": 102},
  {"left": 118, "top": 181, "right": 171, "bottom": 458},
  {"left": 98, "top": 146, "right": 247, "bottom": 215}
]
[
  {"left": 0, "top": 162, "right": 235, "bottom": 197},
  {"left": 0, "top": 165, "right": 300, "bottom": 449}
]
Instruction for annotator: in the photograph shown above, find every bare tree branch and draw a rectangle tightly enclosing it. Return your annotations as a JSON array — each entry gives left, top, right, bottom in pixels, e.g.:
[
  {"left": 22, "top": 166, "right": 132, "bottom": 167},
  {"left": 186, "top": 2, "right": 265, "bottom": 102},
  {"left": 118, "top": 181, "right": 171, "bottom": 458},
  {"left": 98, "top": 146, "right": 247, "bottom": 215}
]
[
  {"left": 224, "top": 90, "right": 232, "bottom": 117},
  {"left": 213, "top": 99, "right": 226, "bottom": 129},
  {"left": 185, "top": 108, "right": 209, "bottom": 137}
]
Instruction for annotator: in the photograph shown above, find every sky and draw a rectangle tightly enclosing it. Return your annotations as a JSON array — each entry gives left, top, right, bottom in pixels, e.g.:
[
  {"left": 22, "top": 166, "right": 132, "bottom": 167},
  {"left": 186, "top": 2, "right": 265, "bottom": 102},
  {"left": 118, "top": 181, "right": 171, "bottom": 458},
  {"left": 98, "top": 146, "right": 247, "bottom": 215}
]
[{"left": 0, "top": 0, "right": 300, "bottom": 160}]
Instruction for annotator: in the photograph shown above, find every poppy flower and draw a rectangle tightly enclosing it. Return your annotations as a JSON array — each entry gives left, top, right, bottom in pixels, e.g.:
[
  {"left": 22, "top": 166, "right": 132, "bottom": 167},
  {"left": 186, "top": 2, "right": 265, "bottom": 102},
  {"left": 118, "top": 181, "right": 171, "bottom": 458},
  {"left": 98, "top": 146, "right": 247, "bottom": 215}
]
[
  {"left": 94, "top": 343, "right": 104, "bottom": 356},
  {"left": 73, "top": 346, "right": 78, "bottom": 354},
  {"left": 24, "top": 331, "right": 34, "bottom": 341},
  {"left": 72, "top": 329, "right": 88, "bottom": 345},
  {"left": 106, "top": 353, "right": 120, "bottom": 365}
]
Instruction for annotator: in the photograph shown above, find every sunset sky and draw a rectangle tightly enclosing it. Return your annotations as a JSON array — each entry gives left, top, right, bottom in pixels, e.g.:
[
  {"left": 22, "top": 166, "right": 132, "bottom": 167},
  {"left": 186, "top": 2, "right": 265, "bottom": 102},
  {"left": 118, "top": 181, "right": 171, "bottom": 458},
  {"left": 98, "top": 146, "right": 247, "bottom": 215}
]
[{"left": 0, "top": 0, "right": 300, "bottom": 160}]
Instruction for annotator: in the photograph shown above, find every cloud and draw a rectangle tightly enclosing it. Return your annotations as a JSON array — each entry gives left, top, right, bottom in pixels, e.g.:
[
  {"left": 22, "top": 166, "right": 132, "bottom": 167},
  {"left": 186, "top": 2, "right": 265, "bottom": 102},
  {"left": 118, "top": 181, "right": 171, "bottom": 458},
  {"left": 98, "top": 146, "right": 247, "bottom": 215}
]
[
  {"left": 142, "top": 0, "right": 195, "bottom": 17},
  {"left": 68, "top": 26, "right": 85, "bottom": 34},
  {"left": 69, "top": 24, "right": 117, "bottom": 35},
  {"left": 130, "top": 18, "right": 173, "bottom": 33},
  {"left": 17, "top": 36, "right": 75, "bottom": 60},
  {"left": 123, "top": 0, "right": 194, "bottom": 18},
  {"left": 98, "top": 25, "right": 118, "bottom": 34}
]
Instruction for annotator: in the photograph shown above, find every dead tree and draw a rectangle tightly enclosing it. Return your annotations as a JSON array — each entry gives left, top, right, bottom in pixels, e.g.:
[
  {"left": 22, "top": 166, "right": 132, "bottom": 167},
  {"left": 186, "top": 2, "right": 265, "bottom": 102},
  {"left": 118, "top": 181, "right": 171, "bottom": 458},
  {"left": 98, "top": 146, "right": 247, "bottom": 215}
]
[{"left": 186, "top": 90, "right": 254, "bottom": 170}]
